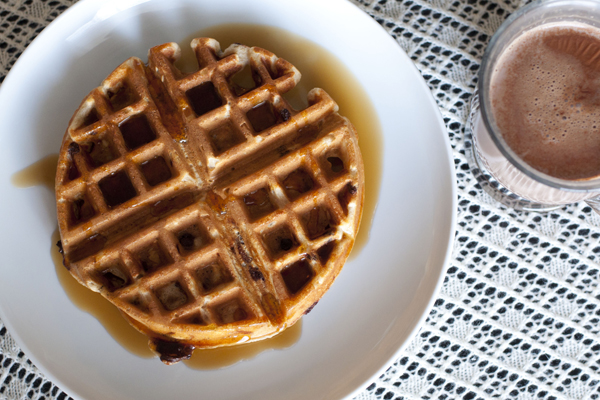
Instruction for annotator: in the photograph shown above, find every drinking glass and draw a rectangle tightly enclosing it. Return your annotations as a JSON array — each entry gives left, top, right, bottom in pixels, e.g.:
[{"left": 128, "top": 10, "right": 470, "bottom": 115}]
[{"left": 465, "top": 0, "right": 600, "bottom": 212}]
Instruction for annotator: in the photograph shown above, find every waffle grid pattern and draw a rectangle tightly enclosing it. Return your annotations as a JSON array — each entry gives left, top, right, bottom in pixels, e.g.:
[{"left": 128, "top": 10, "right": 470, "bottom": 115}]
[
  {"left": 226, "top": 120, "right": 362, "bottom": 314},
  {"left": 82, "top": 201, "right": 262, "bottom": 329},
  {"left": 148, "top": 40, "right": 303, "bottom": 183},
  {"left": 56, "top": 58, "right": 197, "bottom": 261},
  {"left": 7, "top": 0, "right": 600, "bottom": 399},
  {"left": 53, "top": 36, "right": 363, "bottom": 352}
]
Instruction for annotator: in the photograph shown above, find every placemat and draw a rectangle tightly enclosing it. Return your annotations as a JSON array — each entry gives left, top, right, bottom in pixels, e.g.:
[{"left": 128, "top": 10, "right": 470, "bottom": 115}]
[{"left": 4, "top": 0, "right": 600, "bottom": 399}]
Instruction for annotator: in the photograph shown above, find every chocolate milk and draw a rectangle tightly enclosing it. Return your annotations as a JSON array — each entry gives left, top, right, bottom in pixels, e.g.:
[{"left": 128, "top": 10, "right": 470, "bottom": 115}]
[{"left": 490, "top": 23, "right": 600, "bottom": 180}]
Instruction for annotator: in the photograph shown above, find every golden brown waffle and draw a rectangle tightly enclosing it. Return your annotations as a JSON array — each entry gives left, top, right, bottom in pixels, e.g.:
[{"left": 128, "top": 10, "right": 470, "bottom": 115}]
[{"left": 55, "top": 38, "right": 364, "bottom": 364}]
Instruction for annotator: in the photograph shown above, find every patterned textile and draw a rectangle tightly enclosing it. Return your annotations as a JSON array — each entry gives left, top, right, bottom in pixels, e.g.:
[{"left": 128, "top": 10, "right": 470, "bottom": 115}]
[{"left": 4, "top": 0, "right": 600, "bottom": 399}]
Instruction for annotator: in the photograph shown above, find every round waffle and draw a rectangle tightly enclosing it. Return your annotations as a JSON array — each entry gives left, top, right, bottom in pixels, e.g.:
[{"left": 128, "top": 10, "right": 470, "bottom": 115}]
[{"left": 55, "top": 38, "right": 364, "bottom": 364}]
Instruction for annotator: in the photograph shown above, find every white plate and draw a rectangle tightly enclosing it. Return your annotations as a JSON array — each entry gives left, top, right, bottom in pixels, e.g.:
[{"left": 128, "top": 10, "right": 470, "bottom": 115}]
[{"left": 0, "top": 0, "right": 456, "bottom": 399}]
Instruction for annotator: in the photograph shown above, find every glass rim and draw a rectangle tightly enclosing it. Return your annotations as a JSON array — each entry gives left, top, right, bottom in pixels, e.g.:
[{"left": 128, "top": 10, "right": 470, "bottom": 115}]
[{"left": 478, "top": 0, "right": 600, "bottom": 192}]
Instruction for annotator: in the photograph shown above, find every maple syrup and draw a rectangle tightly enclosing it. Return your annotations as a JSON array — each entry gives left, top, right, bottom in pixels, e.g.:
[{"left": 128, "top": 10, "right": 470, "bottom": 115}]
[
  {"left": 10, "top": 154, "right": 58, "bottom": 190},
  {"left": 10, "top": 22, "right": 382, "bottom": 368}
]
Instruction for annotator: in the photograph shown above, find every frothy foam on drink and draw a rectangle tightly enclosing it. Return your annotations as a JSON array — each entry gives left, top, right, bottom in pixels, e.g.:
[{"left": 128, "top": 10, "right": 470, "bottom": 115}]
[{"left": 490, "top": 23, "right": 600, "bottom": 180}]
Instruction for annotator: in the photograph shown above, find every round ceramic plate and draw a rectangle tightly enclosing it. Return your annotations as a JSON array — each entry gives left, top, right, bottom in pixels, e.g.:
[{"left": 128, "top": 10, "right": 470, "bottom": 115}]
[{"left": 0, "top": 0, "right": 456, "bottom": 399}]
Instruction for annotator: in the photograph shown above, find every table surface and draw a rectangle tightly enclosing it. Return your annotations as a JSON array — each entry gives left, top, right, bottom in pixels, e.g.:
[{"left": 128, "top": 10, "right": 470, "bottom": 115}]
[{"left": 3, "top": 0, "right": 600, "bottom": 399}]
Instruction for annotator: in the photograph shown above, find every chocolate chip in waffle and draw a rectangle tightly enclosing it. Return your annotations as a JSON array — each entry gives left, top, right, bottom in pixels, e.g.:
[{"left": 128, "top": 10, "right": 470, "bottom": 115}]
[{"left": 55, "top": 38, "right": 364, "bottom": 364}]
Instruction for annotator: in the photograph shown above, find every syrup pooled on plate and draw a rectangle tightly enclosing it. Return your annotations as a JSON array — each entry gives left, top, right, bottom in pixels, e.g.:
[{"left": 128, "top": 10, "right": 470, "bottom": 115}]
[{"left": 10, "top": 154, "right": 58, "bottom": 190}]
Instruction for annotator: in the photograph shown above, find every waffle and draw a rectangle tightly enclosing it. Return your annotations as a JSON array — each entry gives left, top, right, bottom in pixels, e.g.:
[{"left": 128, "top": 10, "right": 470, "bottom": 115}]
[{"left": 55, "top": 38, "right": 364, "bottom": 364}]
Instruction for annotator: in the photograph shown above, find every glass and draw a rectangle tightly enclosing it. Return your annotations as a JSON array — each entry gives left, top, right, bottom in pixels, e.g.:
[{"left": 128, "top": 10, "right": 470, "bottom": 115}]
[{"left": 465, "top": 0, "right": 600, "bottom": 212}]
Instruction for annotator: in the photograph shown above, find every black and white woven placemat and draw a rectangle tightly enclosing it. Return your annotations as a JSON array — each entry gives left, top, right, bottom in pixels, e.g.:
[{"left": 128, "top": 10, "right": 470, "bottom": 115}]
[{"left": 4, "top": 0, "right": 600, "bottom": 399}]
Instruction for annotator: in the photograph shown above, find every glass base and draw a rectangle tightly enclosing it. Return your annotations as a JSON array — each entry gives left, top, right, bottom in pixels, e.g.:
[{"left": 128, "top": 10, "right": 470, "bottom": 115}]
[{"left": 464, "top": 95, "right": 562, "bottom": 212}]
